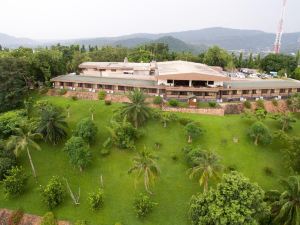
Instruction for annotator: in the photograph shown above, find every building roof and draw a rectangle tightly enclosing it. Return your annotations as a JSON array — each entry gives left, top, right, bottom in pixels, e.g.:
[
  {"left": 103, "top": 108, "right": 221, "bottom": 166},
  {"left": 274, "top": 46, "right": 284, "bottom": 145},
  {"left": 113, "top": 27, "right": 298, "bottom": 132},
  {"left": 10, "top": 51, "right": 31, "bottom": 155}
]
[
  {"left": 79, "top": 62, "right": 154, "bottom": 71},
  {"left": 224, "top": 79, "right": 300, "bottom": 89},
  {"left": 156, "top": 61, "right": 230, "bottom": 81},
  {"left": 51, "top": 74, "right": 157, "bottom": 87}
]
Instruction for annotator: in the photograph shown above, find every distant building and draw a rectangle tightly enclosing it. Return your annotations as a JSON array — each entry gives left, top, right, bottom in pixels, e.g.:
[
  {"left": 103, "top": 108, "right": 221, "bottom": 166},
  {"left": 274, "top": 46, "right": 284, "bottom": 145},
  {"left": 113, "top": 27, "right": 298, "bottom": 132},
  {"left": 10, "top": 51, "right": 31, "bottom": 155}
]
[{"left": 51, "top": 60, "right": 300, "bottom": 101}]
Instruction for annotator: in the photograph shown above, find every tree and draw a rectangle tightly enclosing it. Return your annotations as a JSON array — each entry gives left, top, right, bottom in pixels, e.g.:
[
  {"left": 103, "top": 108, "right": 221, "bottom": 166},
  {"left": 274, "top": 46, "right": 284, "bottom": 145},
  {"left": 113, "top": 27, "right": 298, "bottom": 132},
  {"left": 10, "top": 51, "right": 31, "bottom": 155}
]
[
  {"left": 260, "top": 54, "right": 297, "bottom": 76},
  {"left": 66, "top": 104, "right": 70, "bottom": 118},
  {"left": 287, "top": 94, "right": 300, "bottom": 112},
  {"left": 37, "top": 106, "right": 68, "bottom": 145},
  {"left": 2, "top": 166, "right": 28, "bottom": 198},
  {"left": 107, "top": 118, "right": 140, "bottom": 150},
  {"left": 74, "top": 118, "right": 98, "bottom": 144},
  {"left": 40, "top": 176, "right": 65, "bottom": 209},
  {"left": 185, "top": 123, "right": 203, "bottom": 143},
  {"left": 7, "top": 127, "right": 41, "bottom": 178},
  {"left": 203, "top": 46, "right": 232, "bottom": 68},
  {"left": 272, "top": 112, "right": 296, "bottom": 131},
  {"left": 63, "top": 136, "right": 91, "bottom": 171},
  {"left": 159, "top": 112, "right": 177, "bottom": 128},
  {"left": 119, "top": 89, "right": 152, "bottom": 128},
  {"left": 128, "top": 150, "right": 160, "bottom": 194},
  {"left": 269, "top": 176, "right": 300, "bottom": 225},
  {"left": 282, "top": 136, "right": 300, "bottom": 172},
  {"left": 189, "top": 171, "right": 269, "bottom": 225},
  {"left": 248, "top": 122, "right": 272, "bottom": 146},
  {"left": 89, "top": 105, "right": 95, "bottom": 121},
  {"left": 188, "top": 150, "right": 222, "bottom": 192},
  {"left": 0, "top": 57, "right": 29, "bottom": 113}
]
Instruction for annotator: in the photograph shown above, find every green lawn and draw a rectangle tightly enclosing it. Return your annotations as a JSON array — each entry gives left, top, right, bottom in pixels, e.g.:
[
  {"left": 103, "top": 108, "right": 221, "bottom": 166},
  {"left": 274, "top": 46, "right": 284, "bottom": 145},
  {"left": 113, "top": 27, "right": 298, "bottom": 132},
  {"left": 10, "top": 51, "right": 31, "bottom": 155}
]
[{"left": 0, "top": 96, "right": 299, "bottom": 225}]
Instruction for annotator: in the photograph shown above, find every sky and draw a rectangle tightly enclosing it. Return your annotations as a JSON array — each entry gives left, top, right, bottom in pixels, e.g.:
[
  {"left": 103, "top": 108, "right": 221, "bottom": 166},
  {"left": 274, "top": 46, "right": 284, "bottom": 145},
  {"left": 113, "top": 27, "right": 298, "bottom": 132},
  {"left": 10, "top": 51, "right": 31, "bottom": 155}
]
[{"left": 0, "top": 0, "right": 299, "bottom": 40}]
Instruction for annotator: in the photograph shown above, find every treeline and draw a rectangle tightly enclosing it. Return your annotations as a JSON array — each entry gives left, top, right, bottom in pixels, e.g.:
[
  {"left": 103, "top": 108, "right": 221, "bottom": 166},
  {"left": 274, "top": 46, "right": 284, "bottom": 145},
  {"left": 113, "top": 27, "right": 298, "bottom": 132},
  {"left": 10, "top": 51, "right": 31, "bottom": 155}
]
[{"left": 0, "top": 43, "right": 300, "bottom": 113}]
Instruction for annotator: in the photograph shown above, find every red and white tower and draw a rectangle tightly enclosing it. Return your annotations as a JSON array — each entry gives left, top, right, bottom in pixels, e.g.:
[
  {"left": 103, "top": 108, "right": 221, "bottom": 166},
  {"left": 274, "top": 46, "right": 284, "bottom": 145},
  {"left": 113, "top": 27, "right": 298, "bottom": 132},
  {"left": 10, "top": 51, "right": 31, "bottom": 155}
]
[{"left": 273, "top": 0, "right": 288, "bottom": 54}]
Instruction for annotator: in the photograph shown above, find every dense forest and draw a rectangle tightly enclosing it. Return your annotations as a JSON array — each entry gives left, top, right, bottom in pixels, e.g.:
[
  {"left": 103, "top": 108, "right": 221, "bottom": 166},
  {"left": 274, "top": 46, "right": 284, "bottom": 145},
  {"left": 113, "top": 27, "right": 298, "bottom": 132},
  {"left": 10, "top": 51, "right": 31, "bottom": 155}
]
[{"left": 0, "top": 43, "right": 299, "bottom": 113}]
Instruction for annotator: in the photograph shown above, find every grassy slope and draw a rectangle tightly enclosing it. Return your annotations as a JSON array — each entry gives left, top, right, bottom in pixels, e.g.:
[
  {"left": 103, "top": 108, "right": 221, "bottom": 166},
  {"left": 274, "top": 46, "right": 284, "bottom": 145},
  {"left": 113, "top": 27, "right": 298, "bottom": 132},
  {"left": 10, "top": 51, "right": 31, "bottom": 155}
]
[{"left": 0, "top": 96, "right": 299, "bottom": 225}]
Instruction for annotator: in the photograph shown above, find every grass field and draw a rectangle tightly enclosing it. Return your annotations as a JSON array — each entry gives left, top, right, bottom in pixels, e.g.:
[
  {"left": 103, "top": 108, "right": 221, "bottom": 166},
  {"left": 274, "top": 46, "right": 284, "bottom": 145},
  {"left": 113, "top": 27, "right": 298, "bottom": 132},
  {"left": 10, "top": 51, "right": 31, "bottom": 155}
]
[{"left": 0, "top": 96, "right": 299, "bottom": 225}]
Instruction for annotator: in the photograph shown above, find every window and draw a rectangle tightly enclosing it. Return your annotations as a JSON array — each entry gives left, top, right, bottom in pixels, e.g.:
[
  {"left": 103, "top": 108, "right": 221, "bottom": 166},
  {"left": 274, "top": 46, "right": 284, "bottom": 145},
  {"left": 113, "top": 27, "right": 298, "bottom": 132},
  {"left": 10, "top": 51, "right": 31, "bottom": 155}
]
[
  {"left": 261, "top": 89, "right": 268, "bottom": 94},
  {"left": 222, "top": 91, "right": 229, "bottom": 95},
  {"left": 252, "top": 90, "right": 256, "bottom": 94},
  {"left": 85, "top": 83, "right": 92, "bottom": 88},
  {"left": 242, "top": 90, "right": 249, "bottom": 95},
  {"left": 118, "top": 86, "right": 125, "bottom": 91},
  {"left": 271, "top": 89, "right": 275, "bottom": 94},
  {"left": 104, "top": 85, "right": 112, "bottom": 90},
  {"left": 167, "top": 80, "right": 173, "bottom": 84},
  {"left": 97, "top": 84, "right": 103, "bottom": 89},
  {"left": 100, "top": 69, "right": 106, "bottom": 72},
  {"left": 208, "top": 81, "right": 214, "bottom": 85},
  {"left": 111, "top": 69, "right": 117, "bottom": 72},
  {"left": 297, "top": 88, "right": 300, "bottom": 93},
  {"left": 78, "top": 83, "right": 83, "bottom": 88},
  {"left": 288, "top": 88, "right": 292, "bottom": 93},
  {"left": 232, "top": 90, "right": 237, "bottom": 95},
  {"left": 280, "top": 89, "right": 286, "bottom": 93}
]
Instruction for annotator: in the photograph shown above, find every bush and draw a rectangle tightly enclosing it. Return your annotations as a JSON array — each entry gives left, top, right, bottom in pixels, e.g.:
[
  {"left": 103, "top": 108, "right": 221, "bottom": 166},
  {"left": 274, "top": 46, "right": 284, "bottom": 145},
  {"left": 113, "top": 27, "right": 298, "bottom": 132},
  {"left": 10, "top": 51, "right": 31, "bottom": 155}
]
[
  {"left": 2, "top": 166, "right": 28, "bottom": 198},
  {"left": 74, "top": 118, "right": 98, "bottom": 144},
  {"left": 171, "top": 154, "right": 178, "bottom": 161},
  {"left": 243, "top": 100, "right": 251, "bottom": 109},
  {"left": 208, "top": 101, "right": 217, "bottom": 108},
  {"left": 178, "top": 118, "right": 194, "bottom": 126},
  {"left": 41, "top": 212, "right": 57, "bottom": 225},
  {"left": 105, "top": 100, "right": 112, "bottom": 105},
  {"left": 8, "top": 209, "right": 24, "bottom": 225},
  {"left": 40, "top": 176, "right": 65, "bottom": 209},
  {"left": 58, "top": 89, "right": 67, "bottom": 96},
  {"left": 88, "top": 188, "right": 104, "bottom": 211},
  {"left": 153, "top": 96, "right": 163, "bottom": 105},
  {"left": 134, "top": 193, "right": 157, "bottom": 218},
  {"left": 39, "top": 87, "right": 49, "bottom": 95},
  {"left": 0, "top": 157, "right": 16, "bottom": 180},
  {"left": 272, "top": 99, "right": 278, "bottom": 107},
  {"left": 168, "top": 99, "right": 179, "bottom": 107},
  {"left": 226, "top": 164, "right": 238, "bottom": 172},
  {"left": 98, "top": 90, "right": 106, "bottom": 100},
  {"left": 71, "top": 96, "right": 78, "bottom": 101},
  {"left": 263, "top": 167, "right": 273, "bottom": 176},
  {"left": 256, "top": 99, "right": 265, "bottom": 110}
]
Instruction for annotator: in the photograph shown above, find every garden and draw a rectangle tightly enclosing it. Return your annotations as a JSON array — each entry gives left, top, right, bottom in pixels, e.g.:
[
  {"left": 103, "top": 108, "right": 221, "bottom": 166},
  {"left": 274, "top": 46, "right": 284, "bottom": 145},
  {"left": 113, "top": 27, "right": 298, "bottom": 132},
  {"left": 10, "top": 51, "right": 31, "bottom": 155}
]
[{"left": 0, "top": 91, "right": 300, "bottom": 225}]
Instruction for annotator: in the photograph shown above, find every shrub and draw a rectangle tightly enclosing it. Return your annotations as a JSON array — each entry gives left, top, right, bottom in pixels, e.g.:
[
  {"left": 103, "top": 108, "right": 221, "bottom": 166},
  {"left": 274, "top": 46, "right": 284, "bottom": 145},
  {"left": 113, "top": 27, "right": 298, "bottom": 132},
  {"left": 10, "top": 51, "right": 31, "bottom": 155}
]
[
  {"left": 134, "top": 193, "right": 157, "bottom": 218},
  {"left": 263, "top": 167, "right": 273, "bottom": 176},
  {"left": 226, "top": 164, "right": 238, "bottom": 172},
  {"left": 40, "top": 176, "right": 65, "bottom": 209},
  {"left": 178, "top": 118, "right": 193, "bottom": 126},
  {"left": 71, "top": 96, "right": 78, "bottom": 101},
  {"left": 272, "top": 99, "right": 279, "bottom": 107},
  {"left": 41, "top": 212, "right": 57, "bottom": 225},
  {"left": 98, "top": 90, "right": 106, "bottom": 100},
  {"left": 256, "top": 99, "right": 265, "bottom": 110},
  {"left": 168, "top": 99, "right": 179, "bottom": 107},
  {"left": 243, "top": 100, "right": 251, "bottom": 109},
  {"left": 8, "top": 209, "right": 24, "bottom": 225},
  {"left": 0, "top": 157, "right": 16, "bottom": 180},
  {"left": 74, "top": 118, "right": 98, "bottom": 144},
  {"left": 58, "top": 89, "right": 67, "bottom": 96},
  {"left": 208, "top": 101, "right": 217, "bottom": 108},
  {"left": 39, "top": 87, "right": 49, "bottom": 95},
  {"left": 88, "top": 188, "right": 104, "bottom": 211},
  {"left": 2, "top": 166, "right": 28, "bottom": 198},
  {"left": 153, "top": 96, "right": 163, "bottom": 105},
  {"left": 171, "top": 154, "right": 178, "bottom": 161},
  {"left": 105, "top": 100, "right": 112, "bottom": 105}
]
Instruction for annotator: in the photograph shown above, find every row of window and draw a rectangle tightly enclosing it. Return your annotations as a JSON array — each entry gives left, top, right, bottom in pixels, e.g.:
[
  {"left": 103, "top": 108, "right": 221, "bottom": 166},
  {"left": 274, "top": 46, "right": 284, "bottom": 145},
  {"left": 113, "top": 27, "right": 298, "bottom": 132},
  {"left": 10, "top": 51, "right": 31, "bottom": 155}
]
[{"left": 221, "top": 88, "right": 300, "bottom": 95}]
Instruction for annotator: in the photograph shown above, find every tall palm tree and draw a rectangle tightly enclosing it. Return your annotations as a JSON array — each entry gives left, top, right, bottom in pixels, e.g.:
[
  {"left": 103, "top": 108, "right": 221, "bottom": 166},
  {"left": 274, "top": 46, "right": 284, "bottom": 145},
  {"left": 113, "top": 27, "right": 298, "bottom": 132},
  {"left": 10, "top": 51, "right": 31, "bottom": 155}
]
[
  {"left": 272, "top": 176, "right": 300, "bottom": 225},
  {"left": 119, "top": 89, "right": 151, "bottom": 128},
  {"left": 188, "top": 150, "right": 222, "bottom": 192},
  {"left": 7, "top": 127, "right": 41, "bottom": 178},
  {"left": 37, "top": 107, "right": 68, "bottom": 145},
  {"left": 128, "top": 150, "right": 160, "bottom": 194}
]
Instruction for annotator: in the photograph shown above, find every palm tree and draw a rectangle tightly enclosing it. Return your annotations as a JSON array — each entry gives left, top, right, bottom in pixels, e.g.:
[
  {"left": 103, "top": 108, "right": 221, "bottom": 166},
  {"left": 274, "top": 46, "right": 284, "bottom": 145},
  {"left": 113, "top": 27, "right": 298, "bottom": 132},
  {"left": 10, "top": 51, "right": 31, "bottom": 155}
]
[
  {"left": 7, "top": 127, "right": 41, "bottom": 178},
  {"left": 37, "top": 107, "right": 68, "bottom": 145},
  {"left": 89, "top": 105, "right": 95, "bottom": 121},
  {"left": 272, "top": 176, "right": 300, "bottom": 225},
  {"left": 188, "top": 150, "right": 222, "bottom": 192},
  {"left": 119, "top": 89, "right": 151, "bottom": 128},
  {"left": 128, "top": 150, "right": 160, "bottom": 194}
]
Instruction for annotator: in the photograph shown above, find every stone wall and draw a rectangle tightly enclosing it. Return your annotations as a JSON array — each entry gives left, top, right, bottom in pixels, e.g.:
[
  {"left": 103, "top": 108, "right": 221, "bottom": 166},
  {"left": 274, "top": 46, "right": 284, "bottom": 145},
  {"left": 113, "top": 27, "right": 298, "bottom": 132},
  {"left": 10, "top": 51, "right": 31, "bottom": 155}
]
[{"left": 162, "top": 106, "right": 225, "bottom": 116}]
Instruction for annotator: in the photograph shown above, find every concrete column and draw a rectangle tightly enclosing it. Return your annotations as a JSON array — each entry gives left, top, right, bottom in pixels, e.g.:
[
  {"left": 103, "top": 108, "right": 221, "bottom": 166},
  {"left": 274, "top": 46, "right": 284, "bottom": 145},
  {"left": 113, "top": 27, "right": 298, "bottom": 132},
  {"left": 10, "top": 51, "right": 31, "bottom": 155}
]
[{"left": 189, "top": 80, "right": 192, "bottom": 87}]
